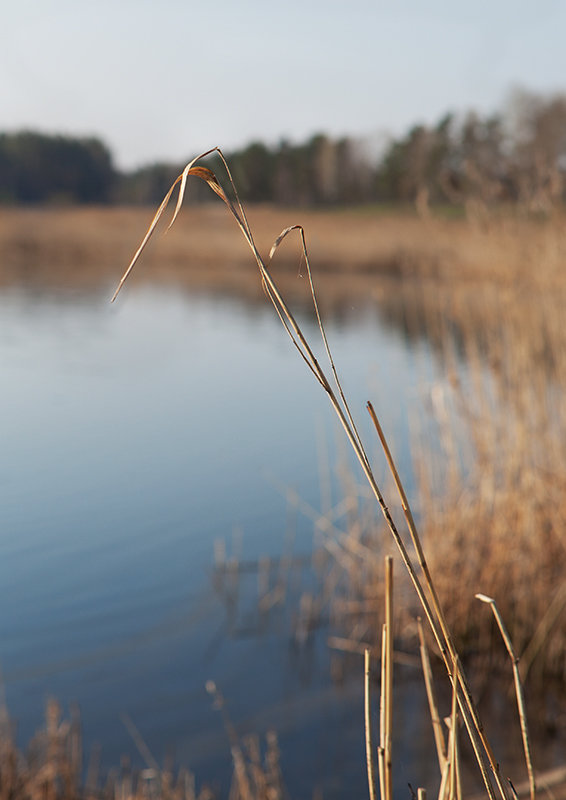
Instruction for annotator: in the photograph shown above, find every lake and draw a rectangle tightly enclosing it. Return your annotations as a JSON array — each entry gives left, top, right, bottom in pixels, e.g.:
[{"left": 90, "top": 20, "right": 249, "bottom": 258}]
[{"left": 0, "top": 278, "right": 482, "bottom": 797}]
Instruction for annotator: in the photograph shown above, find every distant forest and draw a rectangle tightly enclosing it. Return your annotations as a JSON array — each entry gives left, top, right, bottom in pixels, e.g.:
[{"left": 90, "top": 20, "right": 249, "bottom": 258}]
[{"left": 2, "top": 88, "right": 566, "bottom": 213}]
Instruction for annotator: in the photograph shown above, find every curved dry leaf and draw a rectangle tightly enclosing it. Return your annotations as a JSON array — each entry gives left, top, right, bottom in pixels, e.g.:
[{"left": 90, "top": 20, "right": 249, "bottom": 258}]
[
  {"left": 186, "top": 166, "right": 229, "bottom": 203},
  {"left": 269, "top": 225, "right": 303, "bottom": 261},
  {"left": 111, "top": 174, "right": 183, "bottom": 302},
  {"left": 169, "top": 147, "right": 221, "bottom": 230},
  {"left": 112, "top": 148, "right": 235, "bottom": 303}
]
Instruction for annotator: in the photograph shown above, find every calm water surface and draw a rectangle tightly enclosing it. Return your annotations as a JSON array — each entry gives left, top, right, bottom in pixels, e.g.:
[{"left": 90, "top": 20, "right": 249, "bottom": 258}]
[{"left": 0, "top": 283, "right": 444, "bottom": 797}]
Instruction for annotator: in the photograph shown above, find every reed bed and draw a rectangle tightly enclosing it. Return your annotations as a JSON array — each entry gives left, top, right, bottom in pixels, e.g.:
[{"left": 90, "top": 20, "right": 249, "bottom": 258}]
[
  {"left": 378, "top": 278, "right": 566, "bottom": 683},
  {"left": 0, "top": 699, "right": 284, "bottom": 800},
  {"left": 3, "top": 204, "right": 566, "bottom": 304},
  {"left": 255, "top": 226, "right": 566, "bottom": 689}
]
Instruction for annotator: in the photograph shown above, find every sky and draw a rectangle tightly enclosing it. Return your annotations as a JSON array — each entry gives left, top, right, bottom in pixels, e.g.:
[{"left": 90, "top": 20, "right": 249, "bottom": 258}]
[{"left": 3, "top": 0, "right": 566, "bottom": 170}]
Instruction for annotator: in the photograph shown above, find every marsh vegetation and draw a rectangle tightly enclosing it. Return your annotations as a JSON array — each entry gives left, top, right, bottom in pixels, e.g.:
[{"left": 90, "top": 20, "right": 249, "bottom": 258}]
[
  {"left": 107, "top": 150, "right": 566, "bottom": 798},
  {"left": 3, "top": 174, "right": 566, "bottom": 798}
]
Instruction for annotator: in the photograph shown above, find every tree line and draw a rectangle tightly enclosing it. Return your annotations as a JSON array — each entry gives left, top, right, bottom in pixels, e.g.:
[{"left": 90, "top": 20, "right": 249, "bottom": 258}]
[{"left": 2, "top": 88, "right": 566, "bottom": 213}]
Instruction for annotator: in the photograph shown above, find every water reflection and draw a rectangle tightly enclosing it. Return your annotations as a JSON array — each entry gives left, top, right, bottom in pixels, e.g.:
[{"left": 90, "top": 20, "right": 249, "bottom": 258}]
[{"left": 0, "top": 282, "right": 443, "bottom": 798}]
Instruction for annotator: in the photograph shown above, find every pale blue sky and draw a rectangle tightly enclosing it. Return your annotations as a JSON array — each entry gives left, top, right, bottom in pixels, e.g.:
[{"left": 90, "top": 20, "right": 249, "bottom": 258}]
[{"left": 2, "top": 0, "right": 566, "bottom": 169}]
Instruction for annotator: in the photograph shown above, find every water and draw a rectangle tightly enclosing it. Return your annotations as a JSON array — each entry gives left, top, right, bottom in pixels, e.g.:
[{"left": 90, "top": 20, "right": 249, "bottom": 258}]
[{"left": 0, "top": 282, "right": 443, "bottom": 797}]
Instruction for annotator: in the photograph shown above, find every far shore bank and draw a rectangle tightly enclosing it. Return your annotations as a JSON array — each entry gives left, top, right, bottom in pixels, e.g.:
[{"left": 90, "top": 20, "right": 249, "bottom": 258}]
[{"left": 1, "top": 206, "right": 565, "bottom": 305}]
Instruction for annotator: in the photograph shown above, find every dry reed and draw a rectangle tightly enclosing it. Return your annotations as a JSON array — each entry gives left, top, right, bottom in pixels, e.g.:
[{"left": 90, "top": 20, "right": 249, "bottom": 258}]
[
  {"left": 0, "top": 699, "right": 284, "bottom": 800},
  {"left": 4, "top": 205, "right": 566, "bottom": 308},
  {"left": 476, "top": 595, "right": 536, "bottom": 800},
  {"left": 303, "top": 271, "right": 566, "bottom": 688},
  {"left": 1, "top": 156, "right": 565, "bottom": 799},
  {"left": 364, "top": 648, "right": 378, "bottom": 800},
  {"left": 111, "top": 147, "right": 534, "bottom": 800},
  {"left": 0, "top": 700, "right": 219, "bottom": 800}
]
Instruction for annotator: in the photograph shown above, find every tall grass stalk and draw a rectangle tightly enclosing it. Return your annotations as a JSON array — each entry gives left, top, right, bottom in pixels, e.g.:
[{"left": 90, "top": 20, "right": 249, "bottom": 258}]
[
  {"left": 476, "top": 594, "right": 536, "bottom": 800},
  {"left": 383, "top": 277, "right": 566, "bottom": 678},
  {"left": 418, "top": 618, "right": 447, "bottom": 776},
  {"left": 364, "top": 648, "right": 378, "bottom": 800},
  {"left": 113, "top": 147, "right": 514, "bottom": 799},
  {"left": 448, "top": 655, "right": 462, "bottom": 800},
  {"left": 383, "top": 557, "right": 393, "bottom": 800},
  {"left": 377, "top": 579, "right": 394, "bottom": 800},
  {"left": 366, "top": 396, "right": 501, "bottom": 797}
]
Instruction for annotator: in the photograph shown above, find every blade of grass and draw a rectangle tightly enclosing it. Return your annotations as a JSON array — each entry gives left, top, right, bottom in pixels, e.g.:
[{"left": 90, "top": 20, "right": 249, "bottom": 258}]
[
  {"left": 384, "top": 557, "right": 393, "bottom": 800},
  {"left": 379, "top": 623, "right": 387, "bottom": 800},
  {"left": 438, "top": 757, "right": 450, "bottom": 800},
  {"left": 417, "top": 617, "right": 447, "bottom": 775},
  {"left": 476, "top": 594, "right": 536, "bottom": 800},
  {"left": 448, "top": 655, "right": 462, "bottom": 800},
  {"left": 365, "top": 648, "right": 378, "bottom": 800},
  {"left": 205, "top": 680, "right": 253, "bottom": 800},
  {"left": 120, "top": 713, "right": 160, "bottom": 774}
]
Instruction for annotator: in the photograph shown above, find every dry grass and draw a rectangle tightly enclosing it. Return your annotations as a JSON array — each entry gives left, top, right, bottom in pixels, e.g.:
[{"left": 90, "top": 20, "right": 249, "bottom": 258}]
[
  {"left": 248, "top": 214, "right": 566, "bottom": 691},
  {"left": 111, "top": 147, "right": 547, "bottom": 800},
  {"left": 3, "top": 204, "right": 566, "bottom": 306},
  {"left": 0, "top": 699, "right": 283, "bottom": 800},
  {"left": 397, "top": 278, "right": 566, "bottom": 683},
  {"left": 307, "top": 273, "right": 566, "bottom": 689},
  {"left": 6, "top": 154, "right": 566, "bottom": 797}
]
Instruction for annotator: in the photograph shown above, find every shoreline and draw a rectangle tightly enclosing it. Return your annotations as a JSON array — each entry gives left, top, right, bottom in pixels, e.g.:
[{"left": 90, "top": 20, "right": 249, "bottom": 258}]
[{"left": 2, "top": 206, "right": 564, "bottom": 301}]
